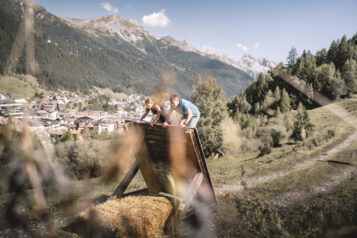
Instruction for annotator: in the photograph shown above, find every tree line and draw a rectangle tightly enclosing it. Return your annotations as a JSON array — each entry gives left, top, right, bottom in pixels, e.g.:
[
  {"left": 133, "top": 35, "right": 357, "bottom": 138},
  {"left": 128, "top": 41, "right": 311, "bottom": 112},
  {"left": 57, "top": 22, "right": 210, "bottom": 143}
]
[{"left": 193, "top": 33, "right": 356, "bottom": 157}]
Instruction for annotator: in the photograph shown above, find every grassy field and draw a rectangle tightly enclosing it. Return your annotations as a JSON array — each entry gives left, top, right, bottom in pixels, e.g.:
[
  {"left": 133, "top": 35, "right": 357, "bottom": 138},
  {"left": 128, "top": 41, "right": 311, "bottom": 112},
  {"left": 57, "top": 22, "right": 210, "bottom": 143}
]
[{"left": 0, "top": 74, "right": 48, "bottom": 99}]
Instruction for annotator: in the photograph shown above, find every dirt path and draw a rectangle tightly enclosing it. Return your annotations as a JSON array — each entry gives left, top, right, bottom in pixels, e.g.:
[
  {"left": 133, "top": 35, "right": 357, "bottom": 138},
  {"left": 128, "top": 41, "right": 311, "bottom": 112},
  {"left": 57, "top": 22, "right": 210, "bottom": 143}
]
[
  {"left": 269, "top": 164, "right": 357, "bottom": 208},
  {"left": 215, "top": 131, "right": 357, "bottom": 195}
]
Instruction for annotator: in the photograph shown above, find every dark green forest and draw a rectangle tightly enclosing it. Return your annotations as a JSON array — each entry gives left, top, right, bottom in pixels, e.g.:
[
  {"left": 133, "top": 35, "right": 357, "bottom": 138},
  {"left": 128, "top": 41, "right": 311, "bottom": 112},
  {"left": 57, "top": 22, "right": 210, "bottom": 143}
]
[{"left": 228, "top": 33, "right": 357, "bottom": 122}]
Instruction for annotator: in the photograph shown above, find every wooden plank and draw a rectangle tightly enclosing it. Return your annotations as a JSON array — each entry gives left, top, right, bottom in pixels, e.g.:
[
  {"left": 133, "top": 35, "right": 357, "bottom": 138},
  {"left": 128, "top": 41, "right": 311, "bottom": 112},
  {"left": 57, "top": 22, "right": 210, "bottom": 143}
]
[
  {"left": 189, "top": 129, "right": 217, "bottom": 204},
  {"left": 135, "top": 134, "right": 163, "bottom": 194},
  {"left": 111, "top": 160, "right": 139, "bottom": 197}
]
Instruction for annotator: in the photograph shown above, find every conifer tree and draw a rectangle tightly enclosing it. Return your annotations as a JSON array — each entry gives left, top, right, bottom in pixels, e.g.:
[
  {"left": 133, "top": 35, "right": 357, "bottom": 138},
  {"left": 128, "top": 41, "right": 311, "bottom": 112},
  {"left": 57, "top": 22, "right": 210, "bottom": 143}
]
[
  {"left": 342, "top": 59, "right": 357, "bottom": 97},
  {"left": 291, "top": 103, "right": 314, "bottom": 141},
  {"left": 279, "top": 88, "right": 291, "bottom": 113},
  {"left": 274, "top": 86, "right": 281, "bottom": 102},
  {"left": 316, "top": 48, "right": 328, "bottom": 66},
  {"left": 257, "top": 73, "right": 268, "bottom": 102},
  {"left": 262, "top": 90, "right": 274, "bottom": 110},
  {"left": 192, "top": 76, "right": 228, "bottom": 155},
  {"left": 287, "top": 47, "right": 298, "bottom": 71}
]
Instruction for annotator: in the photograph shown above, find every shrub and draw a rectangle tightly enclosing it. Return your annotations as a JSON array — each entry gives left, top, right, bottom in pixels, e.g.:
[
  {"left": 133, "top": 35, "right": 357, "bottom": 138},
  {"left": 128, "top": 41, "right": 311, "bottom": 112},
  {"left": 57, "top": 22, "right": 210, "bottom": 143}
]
[
  {"left": 271, "top": 129, "right": 283, "bottom": 147},
  {"left": 55, "top": 139, "right": 109, "bottom": 180},
  {"left": 258, "top": 142, "right": 272, "bottom": 157},
  {"left": 256, "top": 128, "right": 273, "bottom": 157}
]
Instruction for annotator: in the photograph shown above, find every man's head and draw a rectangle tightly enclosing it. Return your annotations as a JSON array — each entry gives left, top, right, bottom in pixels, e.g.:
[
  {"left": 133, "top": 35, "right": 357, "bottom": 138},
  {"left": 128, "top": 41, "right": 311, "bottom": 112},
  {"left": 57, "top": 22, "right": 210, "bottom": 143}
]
[
  {"left": 145, "top": 98, "right": 154, "bottom": 109},
  {"left": 169, "top": 95, "right": 180, "bottom": 108}
]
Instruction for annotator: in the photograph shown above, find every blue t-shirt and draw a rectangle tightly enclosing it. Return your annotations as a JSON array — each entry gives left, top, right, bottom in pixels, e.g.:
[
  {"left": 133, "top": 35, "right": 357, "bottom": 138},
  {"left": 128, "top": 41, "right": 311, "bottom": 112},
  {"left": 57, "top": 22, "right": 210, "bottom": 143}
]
[{"left": 170, "top": 98, "right": 200, "bottom": 116}]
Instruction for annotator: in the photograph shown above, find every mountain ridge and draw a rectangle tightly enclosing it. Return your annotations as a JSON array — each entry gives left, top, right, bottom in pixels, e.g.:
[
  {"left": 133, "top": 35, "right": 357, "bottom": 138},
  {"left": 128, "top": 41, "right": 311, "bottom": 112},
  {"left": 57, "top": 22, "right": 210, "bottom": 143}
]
[{"left": 0, "top": 0, "right": 255, "bottom": 98}]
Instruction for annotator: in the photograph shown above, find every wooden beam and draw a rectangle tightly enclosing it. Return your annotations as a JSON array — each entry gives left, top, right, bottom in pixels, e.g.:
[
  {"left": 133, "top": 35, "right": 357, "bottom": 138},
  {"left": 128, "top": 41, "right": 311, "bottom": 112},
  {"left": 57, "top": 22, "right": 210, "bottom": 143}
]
[
  {"left": 111, "top": 160, "right": 139, "bottom": 197},
  {"left": 134, "top": 130, "right": 163, "bottom": 194}
]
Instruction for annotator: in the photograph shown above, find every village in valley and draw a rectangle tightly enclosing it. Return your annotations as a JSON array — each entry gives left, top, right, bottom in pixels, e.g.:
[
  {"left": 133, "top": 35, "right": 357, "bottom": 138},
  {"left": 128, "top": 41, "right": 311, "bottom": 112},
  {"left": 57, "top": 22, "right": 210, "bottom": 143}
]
[{"left": 0, "top": 91, "right": 156, "bottom": 142}]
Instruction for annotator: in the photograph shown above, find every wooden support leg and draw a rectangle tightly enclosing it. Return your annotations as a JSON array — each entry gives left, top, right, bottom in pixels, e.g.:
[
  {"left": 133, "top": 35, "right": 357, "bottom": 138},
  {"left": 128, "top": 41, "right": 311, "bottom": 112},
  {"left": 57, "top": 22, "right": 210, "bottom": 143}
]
[{"left": 111, "top": 160, "right": 139, "bottom": 197}]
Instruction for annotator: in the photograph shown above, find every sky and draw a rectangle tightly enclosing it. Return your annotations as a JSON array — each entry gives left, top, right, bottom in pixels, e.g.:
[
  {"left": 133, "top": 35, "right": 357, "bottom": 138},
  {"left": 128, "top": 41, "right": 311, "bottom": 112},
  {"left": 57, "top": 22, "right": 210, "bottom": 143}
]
[{"left": 34, "top": 0, "right": 357, "bottom": 63}]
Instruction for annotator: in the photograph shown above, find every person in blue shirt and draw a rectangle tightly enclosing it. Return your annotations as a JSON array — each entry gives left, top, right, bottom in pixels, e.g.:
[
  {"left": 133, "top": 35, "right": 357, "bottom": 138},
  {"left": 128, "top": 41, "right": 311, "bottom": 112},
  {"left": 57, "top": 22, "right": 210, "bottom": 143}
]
[{"left": 162, "top": 95, "right": 200, "bottom": 128}]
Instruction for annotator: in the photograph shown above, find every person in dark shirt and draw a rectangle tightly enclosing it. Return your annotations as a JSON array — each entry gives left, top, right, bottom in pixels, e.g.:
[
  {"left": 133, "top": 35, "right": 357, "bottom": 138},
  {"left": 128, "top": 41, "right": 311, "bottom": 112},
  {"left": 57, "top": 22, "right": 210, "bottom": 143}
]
[{"left": 140, "top": 98, "right": 171, "bottom": 126}]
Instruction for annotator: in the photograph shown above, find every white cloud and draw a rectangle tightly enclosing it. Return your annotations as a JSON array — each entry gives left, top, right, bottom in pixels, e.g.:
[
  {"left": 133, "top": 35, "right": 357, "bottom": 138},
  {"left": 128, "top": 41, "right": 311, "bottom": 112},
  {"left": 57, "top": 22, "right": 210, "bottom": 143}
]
[
  {"left": 236, "top": 42, "right": 248, "bottom": 51},
  {"left": 142, "top": 10, "right": 170, "bottom": 28},
  {"left": 101, "top": 2, "right": 118, "bottom": 14},
  {"left": 254, "top": 42, "right": 261, "bottom": 49}
]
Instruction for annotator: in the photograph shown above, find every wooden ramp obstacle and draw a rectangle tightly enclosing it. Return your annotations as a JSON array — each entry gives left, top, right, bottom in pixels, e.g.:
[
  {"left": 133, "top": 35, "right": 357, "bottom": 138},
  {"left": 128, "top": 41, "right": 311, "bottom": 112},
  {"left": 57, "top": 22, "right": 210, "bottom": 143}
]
[{"left": 112, "top": 121, "right": 217, "bottom": 234}]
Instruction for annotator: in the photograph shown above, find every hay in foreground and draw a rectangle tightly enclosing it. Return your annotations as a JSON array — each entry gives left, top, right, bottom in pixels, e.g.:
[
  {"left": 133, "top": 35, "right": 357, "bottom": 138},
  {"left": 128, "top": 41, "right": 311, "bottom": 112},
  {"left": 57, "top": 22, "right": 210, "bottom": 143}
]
[{"left": 73, "top": 196, "right": 173, "bottom": 238}]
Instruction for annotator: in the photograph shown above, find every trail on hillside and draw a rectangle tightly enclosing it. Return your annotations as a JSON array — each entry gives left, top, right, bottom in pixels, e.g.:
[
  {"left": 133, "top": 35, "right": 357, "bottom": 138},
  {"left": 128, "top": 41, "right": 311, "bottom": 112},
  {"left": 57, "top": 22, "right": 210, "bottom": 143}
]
[
  {"left": 215, "top": 131, "right": 357, "bottom": 195},
  {"left": 269, "top": 164, "right": 357, "bottom": 208}
]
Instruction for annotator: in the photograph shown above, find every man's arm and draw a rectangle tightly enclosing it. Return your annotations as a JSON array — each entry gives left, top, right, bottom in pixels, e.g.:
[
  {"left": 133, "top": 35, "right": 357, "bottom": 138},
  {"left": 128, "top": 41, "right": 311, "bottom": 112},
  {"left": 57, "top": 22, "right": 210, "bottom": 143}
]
[
  {"left": 180, "top": 109, "right": 192, "bottom": 127},
  {"left": 162, "top": 110, "right": 173, "bottom": 128}
]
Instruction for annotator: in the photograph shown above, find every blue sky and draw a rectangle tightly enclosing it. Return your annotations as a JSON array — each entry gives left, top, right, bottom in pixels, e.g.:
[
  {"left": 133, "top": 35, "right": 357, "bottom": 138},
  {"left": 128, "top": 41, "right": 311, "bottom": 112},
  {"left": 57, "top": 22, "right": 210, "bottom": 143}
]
[{"left": 34, "top": 0, "right": 357, "bottom": 63}]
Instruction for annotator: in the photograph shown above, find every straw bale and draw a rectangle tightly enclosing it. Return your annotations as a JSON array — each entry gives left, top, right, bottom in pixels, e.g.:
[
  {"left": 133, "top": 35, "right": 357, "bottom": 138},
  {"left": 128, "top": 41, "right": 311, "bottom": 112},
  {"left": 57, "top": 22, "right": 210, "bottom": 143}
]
[{"left": 77, "top": 196, "right": 173, "bottom": 238}]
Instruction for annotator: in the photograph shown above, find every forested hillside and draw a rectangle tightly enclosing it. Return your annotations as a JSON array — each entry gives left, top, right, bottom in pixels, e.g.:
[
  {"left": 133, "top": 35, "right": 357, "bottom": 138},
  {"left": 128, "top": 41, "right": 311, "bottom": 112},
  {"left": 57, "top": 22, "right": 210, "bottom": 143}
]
[
  {"left": 0, "top": 0, "right": 253, "bottom": 98},
  {"left": 228, "top": 33, "right": 357, "bottom": 121}
]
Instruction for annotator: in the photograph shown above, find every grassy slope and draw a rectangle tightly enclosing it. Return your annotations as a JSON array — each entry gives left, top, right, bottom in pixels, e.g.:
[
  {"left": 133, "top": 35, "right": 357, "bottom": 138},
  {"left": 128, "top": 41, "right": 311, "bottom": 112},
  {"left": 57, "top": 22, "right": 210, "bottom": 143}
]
[
  {"left": 209, "top": 97, "right": 356, "bottom": 187},
  {"left": 213, "top": 96, "right": 357, "bottom": 237},
  {"left": 0, "top": 74, "right": 48, "bottom": 99}
]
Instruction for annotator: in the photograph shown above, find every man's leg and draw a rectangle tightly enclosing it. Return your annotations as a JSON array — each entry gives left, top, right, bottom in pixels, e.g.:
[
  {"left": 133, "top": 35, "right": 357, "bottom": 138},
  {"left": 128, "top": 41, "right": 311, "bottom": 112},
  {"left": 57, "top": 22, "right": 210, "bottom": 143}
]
[{"left": 188, "top": 114, "right": 200, "bottom": 128}]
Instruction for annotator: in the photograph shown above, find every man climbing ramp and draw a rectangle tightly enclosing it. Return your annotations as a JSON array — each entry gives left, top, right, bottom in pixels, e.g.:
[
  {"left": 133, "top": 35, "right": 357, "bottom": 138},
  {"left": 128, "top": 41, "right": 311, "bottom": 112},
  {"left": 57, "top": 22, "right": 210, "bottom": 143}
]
[{"left": 163, "top": 95, "right": 200, "bottom": 128}]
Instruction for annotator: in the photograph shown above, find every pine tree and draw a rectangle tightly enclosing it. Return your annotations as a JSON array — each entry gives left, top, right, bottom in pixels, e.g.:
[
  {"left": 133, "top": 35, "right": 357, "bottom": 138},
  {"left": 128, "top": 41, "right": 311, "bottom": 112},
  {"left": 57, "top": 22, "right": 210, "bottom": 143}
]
[
  {"left": 335, "top": 35, "right": 355, "bottom": 71},
  {"left": 274, "top": 86, "right": 281, "bottom": 102},
  {"left": 261, "top": 90, "right": 274, "bottom": 110},
  {"left": 305, "top": 52, "right": 317, "bottom": 84},
  {"left": 274, "top": 106, "right": 281, "bottom": 117},
  {"left": 191, "top": 76, "right": 228, "bottom": 155},
  {"left": 295, "top": 54, "right": 306, "bottom": 80},
  {"left": 227, "top": 94, "right": 251, "bottom": 118},
  {"left": 279, "top": 88, "right": 291, "bottom": 113},
  {"left": 287, "top": 47, "right": 298, "bottom": 70},
  {"left": 342, "top": 59, "right": 357, "bottom": 97},
  {"left": 327, "top": 40, "right": 339, "bottom": 64},
  {"left": 316, "top": 48, "right": 328, "bottom": 66},
  {"left": 257, "top": 73, "right": 268, "bottom": 102},
  {"left": 291, "top": 103, "right": 314, "bottom": 141}
]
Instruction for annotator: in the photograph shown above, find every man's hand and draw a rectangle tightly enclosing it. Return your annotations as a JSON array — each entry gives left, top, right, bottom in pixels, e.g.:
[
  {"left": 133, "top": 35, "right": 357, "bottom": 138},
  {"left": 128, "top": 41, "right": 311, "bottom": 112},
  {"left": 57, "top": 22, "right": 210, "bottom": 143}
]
[
  {"left": 150, "top": 122, "right": 155, "bottom": 127},
  {"left": 180, "top": 123, "right": 186, "bottom": 128},
  {"left": 162, "top": 122, "right": 168, "bottom": 128}
]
